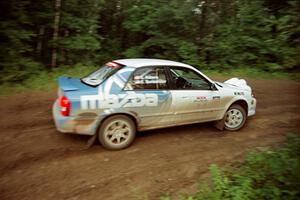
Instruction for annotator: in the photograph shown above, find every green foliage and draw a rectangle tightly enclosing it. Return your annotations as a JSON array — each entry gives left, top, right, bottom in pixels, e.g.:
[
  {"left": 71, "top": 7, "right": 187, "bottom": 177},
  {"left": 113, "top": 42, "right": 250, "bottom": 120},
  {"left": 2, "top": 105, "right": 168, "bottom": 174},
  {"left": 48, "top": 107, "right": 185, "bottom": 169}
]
[
  {"left": 1, "top": 66, "right": 298, "bottom": 96},
  {"left": 57, "top": 0, "right": 102, "bottom": 65},
  {"left": 201, "top": 0, "right": 299, "bottom": 71},
  {"left": 0, "top": 0, "right": 41, "bottom": 83},
  {"left": 176, "top": 41, "right": 201, "bottom": 67},
  {"left": 0, "top": 0, "right": 299, "bottom": 84},
  {"left": 203, "top": 68, "right": 300, "bottom": 81},
  {"left": 1, "top": 58, "right": 43, "bottom": 83},
  {"left": 123, "top": 0, "right": 200, "bottom": 63},
  {"left": 0, "top": 64, "right": 97, "bottom": 95},
  {"left": 123, "top": 46, "right": 144, "bottom": 58},
  {"left": 175, "top": 134, "right": 300, "bottom": 200}
]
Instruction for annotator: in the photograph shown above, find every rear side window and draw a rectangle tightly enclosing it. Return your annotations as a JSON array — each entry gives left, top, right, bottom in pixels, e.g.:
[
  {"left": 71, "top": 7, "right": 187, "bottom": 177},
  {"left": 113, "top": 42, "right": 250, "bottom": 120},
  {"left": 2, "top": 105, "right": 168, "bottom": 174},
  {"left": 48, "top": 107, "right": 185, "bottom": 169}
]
[
  {"left": 81, "top": 62, "right": 123, "bottom": 86},
  {"left": 125, "top": 67, "right": 168, "bottom": 90}
]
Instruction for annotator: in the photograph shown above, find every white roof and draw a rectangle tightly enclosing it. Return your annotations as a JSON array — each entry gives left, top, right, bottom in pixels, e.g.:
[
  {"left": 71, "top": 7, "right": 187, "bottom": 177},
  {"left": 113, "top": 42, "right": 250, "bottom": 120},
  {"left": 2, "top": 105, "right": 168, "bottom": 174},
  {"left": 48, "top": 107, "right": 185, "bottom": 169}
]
[
  {"left": 114, "top": 58, "right": 192, "bottom": 68},
  {"left": 114, "top": 58, "right": 214, "bottom": 83}
]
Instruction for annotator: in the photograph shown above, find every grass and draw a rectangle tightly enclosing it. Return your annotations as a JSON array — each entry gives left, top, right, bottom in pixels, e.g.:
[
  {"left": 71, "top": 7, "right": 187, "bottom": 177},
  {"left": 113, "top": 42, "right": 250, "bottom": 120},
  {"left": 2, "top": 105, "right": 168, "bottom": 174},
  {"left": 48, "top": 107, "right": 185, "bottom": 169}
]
[
  {"left": 0, "top": 64, "right": 98, "bottom": 95},
  {"left": 0, "top": 65, "right": 299, "bottom": 95},
  {"left": 161, "top": 134, "right": 300, "bottom": 200},
  {"left": 203, "top": 68, "right": 300, "bottom": 81}
]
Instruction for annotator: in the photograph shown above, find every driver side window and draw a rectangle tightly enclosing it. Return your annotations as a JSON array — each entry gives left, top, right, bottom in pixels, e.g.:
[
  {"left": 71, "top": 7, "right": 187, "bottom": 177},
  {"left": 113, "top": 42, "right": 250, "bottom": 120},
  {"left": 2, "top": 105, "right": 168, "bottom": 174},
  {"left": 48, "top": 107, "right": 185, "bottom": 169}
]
[
  {"left": 169, "top": 67, "right": 211, "bottom": 90},
  {"left": 124, "top": 66, "right": 168, "bottom": 90}
]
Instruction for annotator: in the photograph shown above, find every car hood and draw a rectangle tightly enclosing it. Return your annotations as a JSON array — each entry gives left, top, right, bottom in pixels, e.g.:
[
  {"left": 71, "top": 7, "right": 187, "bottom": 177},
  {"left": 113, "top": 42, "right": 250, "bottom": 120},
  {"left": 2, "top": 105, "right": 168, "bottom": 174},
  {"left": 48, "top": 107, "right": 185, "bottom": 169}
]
[{"left": 217, "top": 78, "right": 251, "bottom": 92}]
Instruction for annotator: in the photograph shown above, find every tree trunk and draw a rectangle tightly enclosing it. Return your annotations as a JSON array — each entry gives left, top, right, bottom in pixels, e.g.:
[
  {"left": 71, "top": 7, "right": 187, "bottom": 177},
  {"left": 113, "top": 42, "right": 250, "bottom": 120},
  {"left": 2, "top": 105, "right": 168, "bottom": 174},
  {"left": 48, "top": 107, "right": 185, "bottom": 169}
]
[
  {"left": 60, "top": 29, "right": 69, "bottom": 65},
  {"left": 199, "top": 1, "right": 207, "bottom": 39},
  {"left": 51, "top": 0, "right": 61, "bottom": 68},
  {"left": 36, "top": 26, "right": 45, "bottom": 57}
]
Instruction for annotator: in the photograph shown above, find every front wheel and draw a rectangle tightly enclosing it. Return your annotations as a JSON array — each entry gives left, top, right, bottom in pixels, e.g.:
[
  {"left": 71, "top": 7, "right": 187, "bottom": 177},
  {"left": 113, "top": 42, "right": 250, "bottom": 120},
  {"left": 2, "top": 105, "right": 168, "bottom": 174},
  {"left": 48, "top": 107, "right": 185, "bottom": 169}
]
[
  {"left": 98, "top": 115, "right": 136, "bottom": 150},
  {"left": 224, "top": 104, "right": 247, "bottom": 131}
]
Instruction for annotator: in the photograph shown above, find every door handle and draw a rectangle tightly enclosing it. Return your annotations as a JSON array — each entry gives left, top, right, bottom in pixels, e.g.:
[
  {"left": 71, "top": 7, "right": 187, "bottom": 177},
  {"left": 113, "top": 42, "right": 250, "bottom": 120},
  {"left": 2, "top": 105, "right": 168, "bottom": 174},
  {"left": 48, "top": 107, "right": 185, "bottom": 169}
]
[{"left": 181, "top": 96, "right": 189, "bottom": 99}]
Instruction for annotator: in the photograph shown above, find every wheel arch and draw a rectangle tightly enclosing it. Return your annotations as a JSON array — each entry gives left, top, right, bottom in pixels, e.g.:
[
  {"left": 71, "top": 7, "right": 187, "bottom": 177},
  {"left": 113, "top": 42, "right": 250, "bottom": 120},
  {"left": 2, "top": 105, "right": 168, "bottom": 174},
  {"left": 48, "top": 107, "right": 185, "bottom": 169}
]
[
  {"left": 215, "top": 98, "right": 249, "bottom": 131},
  {"left": 94, "top": 112, "right": 139, "bottom": 135},
  {"left": 229, "top": 99, "right": 248, "bottom": 115}
]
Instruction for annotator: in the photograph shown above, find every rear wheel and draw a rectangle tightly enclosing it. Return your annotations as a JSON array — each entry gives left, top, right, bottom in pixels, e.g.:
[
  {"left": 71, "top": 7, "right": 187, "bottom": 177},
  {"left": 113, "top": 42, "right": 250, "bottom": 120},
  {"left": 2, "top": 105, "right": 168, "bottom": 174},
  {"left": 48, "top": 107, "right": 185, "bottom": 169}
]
[
  {"left": 98, "top": 115, "right": 136, "bottom": 150},
  {"left": 224, "top": 104, "right": 246, "bottom": 131}
]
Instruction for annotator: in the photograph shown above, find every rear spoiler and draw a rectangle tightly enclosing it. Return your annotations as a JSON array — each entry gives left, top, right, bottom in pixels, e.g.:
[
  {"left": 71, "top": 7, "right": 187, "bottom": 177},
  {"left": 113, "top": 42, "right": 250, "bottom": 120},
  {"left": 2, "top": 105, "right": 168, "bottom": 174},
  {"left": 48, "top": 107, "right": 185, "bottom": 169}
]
[{"left": 58, "top": 76, "right": 78, "bottom": 91}]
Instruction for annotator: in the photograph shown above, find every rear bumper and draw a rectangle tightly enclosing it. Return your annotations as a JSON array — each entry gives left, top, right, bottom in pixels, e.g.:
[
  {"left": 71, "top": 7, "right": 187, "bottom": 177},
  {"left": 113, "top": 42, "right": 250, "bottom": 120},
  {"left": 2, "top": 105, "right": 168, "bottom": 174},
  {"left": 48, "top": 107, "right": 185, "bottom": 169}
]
[
  {"left": 52, "top": 99, "right": 96, "bottom": 135},
  {"left": 52, "top": 99, "right": 74, "bottom": 133}
]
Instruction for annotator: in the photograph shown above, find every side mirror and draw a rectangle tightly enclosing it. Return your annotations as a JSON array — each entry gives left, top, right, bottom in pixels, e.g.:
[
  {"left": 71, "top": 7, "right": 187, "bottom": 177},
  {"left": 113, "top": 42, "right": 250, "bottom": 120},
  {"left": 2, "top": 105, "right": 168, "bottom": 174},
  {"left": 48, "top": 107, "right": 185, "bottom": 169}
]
[{"left": 210, "top": 83, "right": 218, "bottom": 91}]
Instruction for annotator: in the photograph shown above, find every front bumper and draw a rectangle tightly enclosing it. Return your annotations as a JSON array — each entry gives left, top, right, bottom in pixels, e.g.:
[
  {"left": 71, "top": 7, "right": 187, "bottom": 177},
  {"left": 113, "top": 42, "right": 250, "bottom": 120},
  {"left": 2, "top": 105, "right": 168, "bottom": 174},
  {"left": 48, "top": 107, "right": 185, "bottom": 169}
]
[{"left": 248, "top": 97, "right": 256, "bottom": 117}]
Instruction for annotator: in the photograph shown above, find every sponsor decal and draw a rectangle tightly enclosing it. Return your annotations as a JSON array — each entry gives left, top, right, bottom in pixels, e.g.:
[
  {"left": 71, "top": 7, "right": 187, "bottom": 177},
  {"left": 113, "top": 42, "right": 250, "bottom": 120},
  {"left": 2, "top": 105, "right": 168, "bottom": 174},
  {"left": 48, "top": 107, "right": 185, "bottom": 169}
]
[
  {"left": 80, "top": 93, "right": 158, "bottom": 109},
  {"left": 194, "top": 96, "right": 208, "bottom": 103},
  {"left": 234, "top": 91, "right": 244, "bottom": 96},
  {"left": 80, "top": 67, "right": 165, "bottom": 110},
  {"left": 196, "top": 96, "right": 207, "bottom": 100}
]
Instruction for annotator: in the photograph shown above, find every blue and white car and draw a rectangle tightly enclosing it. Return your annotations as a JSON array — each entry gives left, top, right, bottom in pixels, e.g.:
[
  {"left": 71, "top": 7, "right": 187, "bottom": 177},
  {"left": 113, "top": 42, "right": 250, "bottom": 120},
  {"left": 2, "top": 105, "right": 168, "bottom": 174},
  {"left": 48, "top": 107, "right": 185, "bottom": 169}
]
[{"left": 53, "top": 59, "right": 256, "bottom": 150}]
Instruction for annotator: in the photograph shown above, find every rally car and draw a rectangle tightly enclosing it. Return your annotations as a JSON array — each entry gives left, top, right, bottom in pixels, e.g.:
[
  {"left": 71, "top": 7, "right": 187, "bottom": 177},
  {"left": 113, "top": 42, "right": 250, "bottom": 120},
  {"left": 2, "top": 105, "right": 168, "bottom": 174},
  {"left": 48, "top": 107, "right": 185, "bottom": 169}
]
[{"left": 53, "top": 59, "right": 256, "bottom": 150}]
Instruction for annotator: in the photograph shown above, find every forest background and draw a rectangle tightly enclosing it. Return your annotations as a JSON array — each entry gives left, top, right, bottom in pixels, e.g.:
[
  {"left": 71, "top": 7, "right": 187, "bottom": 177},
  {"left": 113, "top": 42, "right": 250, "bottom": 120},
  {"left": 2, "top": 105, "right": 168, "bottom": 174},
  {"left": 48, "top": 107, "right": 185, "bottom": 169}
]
[{"left": 0, "top": 0, "right": 299, "bottom": 87}]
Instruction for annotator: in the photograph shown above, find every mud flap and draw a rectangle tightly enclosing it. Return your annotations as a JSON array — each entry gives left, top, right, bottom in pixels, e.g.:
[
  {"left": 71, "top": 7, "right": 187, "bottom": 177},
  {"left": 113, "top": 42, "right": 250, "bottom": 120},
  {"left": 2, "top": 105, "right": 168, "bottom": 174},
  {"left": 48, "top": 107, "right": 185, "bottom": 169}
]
[
  {"left": 213, "top": 118, "right": 225, "bottom": 131},
  {"left": 86, "top": 134, "right": 97, "bottom": 149}
]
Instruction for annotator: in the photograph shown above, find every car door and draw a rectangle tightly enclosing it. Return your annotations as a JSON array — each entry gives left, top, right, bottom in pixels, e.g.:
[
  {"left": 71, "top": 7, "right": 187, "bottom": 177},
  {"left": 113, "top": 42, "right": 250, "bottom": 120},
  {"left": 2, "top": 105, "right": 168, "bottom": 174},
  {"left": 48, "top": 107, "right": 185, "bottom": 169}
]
[
  {"left": 167, "top": 66, "right": 222, "bottom": 124},
  {"left": 123, "top": 66, "right": 174, "bottom": 130}
]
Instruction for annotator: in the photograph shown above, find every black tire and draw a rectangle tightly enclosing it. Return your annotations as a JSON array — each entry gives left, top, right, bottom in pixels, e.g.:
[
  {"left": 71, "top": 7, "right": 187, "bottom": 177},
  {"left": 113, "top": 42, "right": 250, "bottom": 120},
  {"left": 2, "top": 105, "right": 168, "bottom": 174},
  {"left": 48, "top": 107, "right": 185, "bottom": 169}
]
[
  {"left": 224, "top": 104, "right": 247, "bottom": 131},
  {"left": 98, "top": 115, "right": 136, "bottom": 150}
]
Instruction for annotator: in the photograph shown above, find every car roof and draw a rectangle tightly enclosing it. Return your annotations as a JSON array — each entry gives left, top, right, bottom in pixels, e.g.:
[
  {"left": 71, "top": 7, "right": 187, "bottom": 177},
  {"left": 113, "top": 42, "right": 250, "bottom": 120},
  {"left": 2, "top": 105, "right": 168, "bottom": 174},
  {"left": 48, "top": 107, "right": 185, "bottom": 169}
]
[
  {"left": 114, "top": 58, "right": 192, "bottom": 68},
  {"left": 114, "top": 58, "right": 214, "bottom": 84}
]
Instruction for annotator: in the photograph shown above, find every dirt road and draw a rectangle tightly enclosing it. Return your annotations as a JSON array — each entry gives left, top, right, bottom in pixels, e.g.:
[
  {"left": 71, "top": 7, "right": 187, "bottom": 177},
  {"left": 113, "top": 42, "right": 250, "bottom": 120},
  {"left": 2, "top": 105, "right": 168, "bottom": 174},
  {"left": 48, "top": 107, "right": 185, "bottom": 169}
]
[{"left": 0, "top": 78, "right": 299, "bottom": 200}]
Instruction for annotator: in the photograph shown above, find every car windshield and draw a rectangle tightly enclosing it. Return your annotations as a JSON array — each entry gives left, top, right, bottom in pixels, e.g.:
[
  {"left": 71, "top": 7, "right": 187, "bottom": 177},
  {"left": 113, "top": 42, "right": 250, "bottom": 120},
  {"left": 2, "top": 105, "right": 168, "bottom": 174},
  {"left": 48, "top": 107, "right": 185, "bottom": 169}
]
[{"left": 81, "top": 62, "right": 123, "bottom": 86}]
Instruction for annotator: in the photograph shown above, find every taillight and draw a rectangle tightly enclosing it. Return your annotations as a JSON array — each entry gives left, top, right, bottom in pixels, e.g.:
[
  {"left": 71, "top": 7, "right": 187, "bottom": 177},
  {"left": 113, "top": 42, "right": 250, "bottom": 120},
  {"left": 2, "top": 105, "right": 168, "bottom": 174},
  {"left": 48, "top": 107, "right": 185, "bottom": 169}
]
[{"left": 59, "top": 96, "right": 70, "bottom": 116}]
